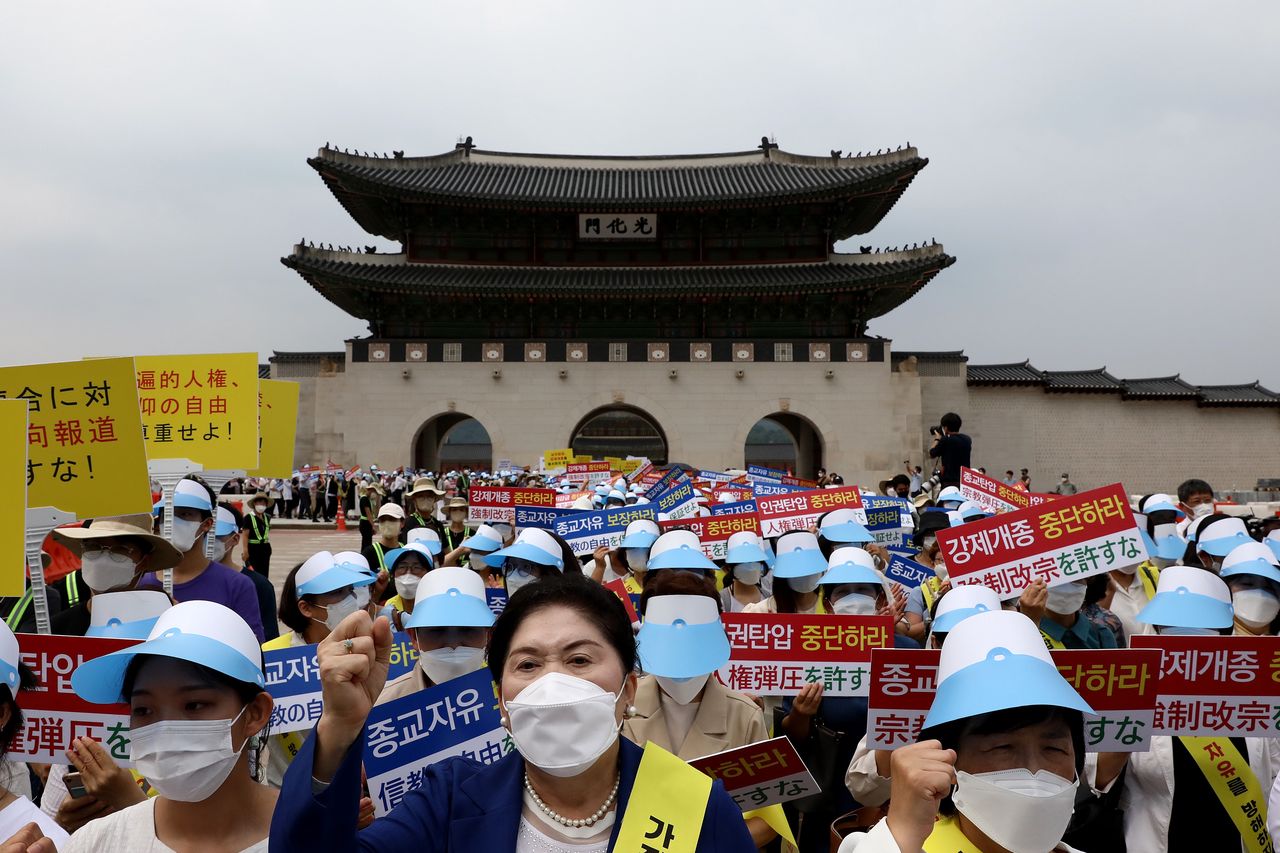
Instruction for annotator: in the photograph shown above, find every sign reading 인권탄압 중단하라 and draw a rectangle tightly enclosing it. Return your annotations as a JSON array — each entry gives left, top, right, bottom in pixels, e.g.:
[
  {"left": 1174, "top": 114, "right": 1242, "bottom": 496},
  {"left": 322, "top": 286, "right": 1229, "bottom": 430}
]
[
  {"left": 1, "top": 357, "right": 153, "bottom": 519},
  {"left": 247, "top": 379, "right": 301, "bottom": 479},
  {"left": 134, "top": 352, "right": 260, "bottom": 470}
]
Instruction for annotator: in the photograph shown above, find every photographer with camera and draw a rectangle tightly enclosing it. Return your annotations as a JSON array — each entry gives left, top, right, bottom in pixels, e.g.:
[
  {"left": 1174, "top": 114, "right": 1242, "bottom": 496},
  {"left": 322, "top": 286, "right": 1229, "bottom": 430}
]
[{"left": 927, "top": 412, "right": 971, "bottom": 489}]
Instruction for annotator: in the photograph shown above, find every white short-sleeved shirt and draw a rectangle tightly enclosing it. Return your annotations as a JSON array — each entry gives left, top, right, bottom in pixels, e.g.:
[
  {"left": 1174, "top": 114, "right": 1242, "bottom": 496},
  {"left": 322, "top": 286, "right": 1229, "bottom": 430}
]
[
  {"left": 62, "top": 798, "right": 266, "bottom": 852},
  {"left": 0, "top": 796, "right": 69, "bottom": 849}
]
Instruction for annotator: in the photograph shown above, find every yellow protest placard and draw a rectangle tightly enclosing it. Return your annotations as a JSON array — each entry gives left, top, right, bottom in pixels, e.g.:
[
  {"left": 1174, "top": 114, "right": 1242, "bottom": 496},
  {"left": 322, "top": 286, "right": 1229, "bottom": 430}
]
[
  {"left": 543, "top": 448, "right": 573, "bottom": 470},
  {"left": 134, "top": 353, "right": 259, "bottom": 469},
  {"left": 0, "top": 357, "right": 152, "bottom": 518},
  {"left": 0, "top": 400, "right": 27, "bottom": 596},
  {"left": 572, "top": 454, "right": 593, "bottom": 464},
  {"left": 615, "top": 458, "right": 646, "bottom": 475},
  {"left": 247, "top": 380, "right": 300, "bottom": 478}
]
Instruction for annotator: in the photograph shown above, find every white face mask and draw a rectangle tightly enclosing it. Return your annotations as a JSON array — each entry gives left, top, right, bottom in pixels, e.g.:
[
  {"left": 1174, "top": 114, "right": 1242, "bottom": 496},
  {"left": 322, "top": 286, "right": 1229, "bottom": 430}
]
[
  {"left": 922, "top": 535, "right": 937, "bottom": 551},
  {"left": 353, "top": 584, "right": 372, "bottom": 612},
  {"left": 253, "top": 503, "right": 267, "bottom": 514},
  {"left": 505, "top": 566, "right": 538, "bottom": 596},
  {"left": 377, "top": 521, "right": 400, "bottom": 538},
  {"left": 449, "top": 510, "right": 467, "bottom": 522},
  {"left": 935, "top": 562, "right": 949, "bottom": 582},
  {"left": 419, "top": 646, "right": 485, "bottom": 685},
  {"left": 80, "top": 552, "right": 140, "bottom": 593},
  {"left": 1190, "top": 502, "right": 1214, "bottom": 519},
  {"left": 491, "top": 524, "right": 514, "bottom": 543},
  {"left": 394, "top": 574, "right": 421, "bottom": 600},
  {"left": 314, "top": 592, "right": 361, "bottom": 631},
  {"left": 952, "top": 768, "right": 1078, "bottom": 853},
  {"left": 170, "top": 518, "right": 204, "bottom": 553},
  {"left": 1159, "top": 626, "right": 1219, "bottom": 636},
  {"left": 1045, "top": 583, "right": 1087, "bottom": 615},
  {"left": 1116, "top": 562, "right": 1139, "bottom": 575},
  {"left": 504, "top": 672, "right": 623, "bottom": 778},
  {"left": 655, "top": 673, "right": 710, "bottom": 706},
  {"left": 625, "top": 550, "right": 649, "bottom": 572},
  {"left": 1233, "top": 589, "right": 1280, "bottom": 626},
  {"left": 734, "top": 563, "right": 763, "bottom": 585},
  {"left": 130, "top": 708, "right": 248, "bottom": 802},
  {"left": 788, "top": 574, "right": 822, "bottom": 594},
  {"left": 1151, "top": 555, "right": 1178, "bottom": 570},
  {"left": 832, "top": 593, "right": 877, "bottom": 617}
]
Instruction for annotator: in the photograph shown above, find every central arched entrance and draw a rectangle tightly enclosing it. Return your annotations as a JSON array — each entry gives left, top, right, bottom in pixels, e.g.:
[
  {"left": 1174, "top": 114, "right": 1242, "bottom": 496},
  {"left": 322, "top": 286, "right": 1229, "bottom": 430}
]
[
  {"left": 570, "top": 406, "right": 668, "bottom": 465},
  {"left": 413, "top": 413, "right": 493, "bottom": 471},
  {"left": 744, "top": 413, "right": 823, "bottom": 479}
]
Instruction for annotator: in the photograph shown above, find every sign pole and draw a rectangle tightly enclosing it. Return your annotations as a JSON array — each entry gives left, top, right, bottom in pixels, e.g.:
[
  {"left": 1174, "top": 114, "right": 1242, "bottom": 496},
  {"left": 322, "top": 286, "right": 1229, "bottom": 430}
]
[
  {"left": 26, "top": 507, "right": 76, "bottom": 635},
  {"left": 148, "top": 459, "right": 202, "bottom": 597},
  {"left": 199, "top": 469, "right": 245, "bottom": 559}
]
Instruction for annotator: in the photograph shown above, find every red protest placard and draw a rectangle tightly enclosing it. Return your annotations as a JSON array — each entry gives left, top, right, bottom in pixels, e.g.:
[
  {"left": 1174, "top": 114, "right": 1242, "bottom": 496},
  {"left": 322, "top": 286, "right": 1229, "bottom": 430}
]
[
  {"left": 14, "top": 634, "right": 139, "bottom": 764},
  {"left": 756, "top": 487, "right": 866, "bottom": 538},
  {"left": 467, "top": 486, "right": 557, "bottom": 523},
  {"left": 657, "top": 514, "right": 760, "bottom": 561},
  {"left": 866, "top": 647, "right": 1161, "bottom": 751},
  {"left": 604, "top": 579, "right": 639, "bottom": 623},
  {"left": 1130, "top": 635, "right": 1280, "bottom": 737},
  {"left": 690, "top": 737, "right": 819, "bottom": 811},
  {"left": 936, "top": 483, "right": 1147, "bottom": 598},
  {"left": 715, "top": 613, "right": 891, "bottom": 697}
]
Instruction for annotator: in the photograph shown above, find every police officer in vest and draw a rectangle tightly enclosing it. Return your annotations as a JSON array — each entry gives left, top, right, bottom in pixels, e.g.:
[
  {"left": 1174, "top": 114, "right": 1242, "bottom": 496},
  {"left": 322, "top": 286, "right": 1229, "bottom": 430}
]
[
  {"left": 241, "top": 490, "right": 273, "bottom": 579},
  {"left": 403, "top": 477, "right": 446, "bottom": 544}
]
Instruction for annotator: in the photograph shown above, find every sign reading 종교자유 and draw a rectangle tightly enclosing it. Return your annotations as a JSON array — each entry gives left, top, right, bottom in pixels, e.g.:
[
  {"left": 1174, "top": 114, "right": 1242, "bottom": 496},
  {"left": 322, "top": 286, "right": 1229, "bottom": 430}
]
[
  {"left": 0, "top": 357, "right": 152, "bottom": 518},
  {"left": 936, "top": 482, "right": 1147, "bottom": 597},
  {"left": 134, "top": 352, "right": 260, "bottom": 470},
  {"left": 246, "top": 379, "right": 300, "bottom": 479},
  {"left": 554, "top": 505, "right": 658, "bottom": 557}
]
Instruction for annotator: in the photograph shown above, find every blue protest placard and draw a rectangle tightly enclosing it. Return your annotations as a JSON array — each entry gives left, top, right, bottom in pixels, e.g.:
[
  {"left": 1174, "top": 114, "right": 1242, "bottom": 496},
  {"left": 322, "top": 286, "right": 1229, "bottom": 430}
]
[
  {"left": 753, "top": 480, "right": 805, "bottom": 497},
  {"left": 514, "top": 505, "right": 580, "bottom": 531},
  {"left": 644, "top": 468, "right": 688, "bottom": 499},
  {"left": 711, "top": 499, "right": 758, "bottom": 516},
  {"left": 364, "top": 668, "right": 510, "bottom": 817},
  {"left": 264, "top": 631, "right": 420, "bottom": 735},
  {"left": 884, "top": 555, "right": 936, "bottom": 590},
  {"left": 862, "top": 495, "right": 913, "bottom": 548},
  {"left": 553, "top": 504, "right": 658, "bottom": 556},
  {"left": 651, "top": 480, "right": 700, "bottom": 520},
  {"left": 747, "top": 464, "right": 788, "bottom": 481},
  {"left": 696, "top": 469, "right": 734, "bottom": 483},
  {"left": 486, "top": 588, "right": 508, "bottom": 616}
]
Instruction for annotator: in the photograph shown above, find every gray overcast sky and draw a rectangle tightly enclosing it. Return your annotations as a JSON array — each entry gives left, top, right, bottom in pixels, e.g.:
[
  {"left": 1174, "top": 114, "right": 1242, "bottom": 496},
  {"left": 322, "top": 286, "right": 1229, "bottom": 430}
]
[{"left": 3, "top": 1, "right": 1277, "bottom": 388}]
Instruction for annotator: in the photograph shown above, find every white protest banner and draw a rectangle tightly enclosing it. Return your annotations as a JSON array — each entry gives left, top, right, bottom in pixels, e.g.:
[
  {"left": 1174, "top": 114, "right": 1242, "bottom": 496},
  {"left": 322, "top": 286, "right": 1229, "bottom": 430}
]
[
  {"left": 936, "top": 483, "right": 1147, "bottom": 598},
  {"left": 13, "top": 634, "right": 138, "bottom": 764},
  {"left": 867, "top": 647, "right": 1161, "bottom": 752},
  {"left": 552, "top": 505, "right": 658, "bottom": 557},
  {"left": 1130, "top": 635, "right": 1280, "bottom": 737},
  {"left": 689, "top": 737, "right": 819, "bottom": 811},
  {"left": 659, "top": 514, "right": 760, "bottom": 561},
  {"left": 265, "top": 632, "right": 420, "bottom": 735},
  {"left": 566, "top": 461, "right": 613, "bottom": 488},
  {"left": 958, "top": 466, "right": 1048, "bottom": 514},
  {"left": 363, "top": 669, "right": 510, "bottom": 817},
  {"left": 756, "top": 486, "right": 866, "bottom": 538},
  {"left": 716, "top": 613, "right": 892, "bottom": 697},
  {"left": 467, "top": 486, "right": 557, "bottom": 524}
]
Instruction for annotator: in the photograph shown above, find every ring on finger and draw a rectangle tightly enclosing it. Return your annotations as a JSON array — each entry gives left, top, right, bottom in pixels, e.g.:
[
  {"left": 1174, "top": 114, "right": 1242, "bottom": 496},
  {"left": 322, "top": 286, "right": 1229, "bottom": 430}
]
[{"left": 343, "top": 639, "right": 354, "bottom": 653}]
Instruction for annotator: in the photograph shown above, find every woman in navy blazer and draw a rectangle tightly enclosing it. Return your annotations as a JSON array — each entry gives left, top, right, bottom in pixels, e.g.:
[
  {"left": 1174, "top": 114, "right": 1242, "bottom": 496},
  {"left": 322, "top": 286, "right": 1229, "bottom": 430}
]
[{"left": 270, "top": 573, "right": 754, "bottom": 852}]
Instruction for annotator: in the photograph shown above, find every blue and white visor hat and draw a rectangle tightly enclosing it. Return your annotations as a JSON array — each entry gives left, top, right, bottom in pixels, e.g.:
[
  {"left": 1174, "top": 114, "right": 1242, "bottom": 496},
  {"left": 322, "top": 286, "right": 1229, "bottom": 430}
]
[
  {"left": 485, "top": 528, "right": 565, "bottom": 570},
  {"left": 73, "top": 600, "right": 266, "bottom": 704},
  {"left": 955, "top": 501, "right": 993, "bottom": 521},
  {"left": 384, "top": 542, "right": 436, "bottom": 572},
  {"left": 1145, "top": 522, "right": 1187, "bottom": 562},
  {"left": 0, "top": 623, "right": 20, "bottom": 698},
  {"left": 936, "top": 486, "right": 964, "bottom": 507},
  {"left": 818, "top": 508, "right": 873, "bottom": 544},
  {"left": 1220, "top": 542, "right": 1280, "bottom": 585},
  {"left": 619, "top": 519, "right": 660, "bottom": 550},
  {"left": 334, "top": 551, "right": 373, "bottom": 577},
  {"left": 922, "top": 609, "right": 1094, "bottom": 730},
  {"left": 820, "top": 548, "right": 884, "bottom": 590},
  {"left": 86, "top": 591, "right": 173, "bottom": 640},
  {"left": 647, "top": 530, "right": 718, "bottom": 572},
  {"left": 407, "top": 528, "right": 444, "bottom": 556},
  {"left": 930, "top": 584, "right": 1001, "bottom": 634},
  {"left": 460, "top": 524, "right": 504, "bottom": 554},
  {"left": 295, "top": 551, "right": 376, "bottom": 597},
  {"left": 404, "top": 567, "right": 495, "bottom": 630},
  {"left": 214, "top": 506, "right": 238, "bottom": 538},
  {"left": 1198, "top": 517, "right": 1255, "bottom": 558},
  {"left": 725, "top": 530, "right": 769, "bottom": 565},
  {"left": 1267, "top": 531, "right": 1280, "bottom": 563},
  {"left": 1139, "top": 493, "right": 1183, "bottom": 517},
  {"left": 773, "top": 531, "right": 827, "bottom": 578},
  {"left": 173, "top": 479, "right": 213, "bottom": 512},
  {"left": 1137, "top": 565, "right": 1234, "bottom": 629},
  {"left": 637, "top": 594, "right": 730, "bottom": 678}
]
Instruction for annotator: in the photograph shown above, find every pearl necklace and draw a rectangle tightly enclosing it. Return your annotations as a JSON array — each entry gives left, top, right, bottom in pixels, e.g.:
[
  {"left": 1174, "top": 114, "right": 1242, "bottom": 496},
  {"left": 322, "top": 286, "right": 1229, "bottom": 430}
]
[{"left": 523, "top": 772, "right": 620, "bottom": 829}]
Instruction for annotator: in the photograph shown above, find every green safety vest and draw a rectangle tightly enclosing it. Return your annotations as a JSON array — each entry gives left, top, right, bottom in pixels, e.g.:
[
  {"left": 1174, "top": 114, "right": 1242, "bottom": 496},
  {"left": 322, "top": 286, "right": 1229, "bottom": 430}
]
[
  {"left": 64, "top": 570, "right": 81, "bottom": 607},
  {"left": 248, "top": 513, "right": 270, "bottom": 545},
  {"left": 5, "top": 588, "right": 33, "bottom": 630}
]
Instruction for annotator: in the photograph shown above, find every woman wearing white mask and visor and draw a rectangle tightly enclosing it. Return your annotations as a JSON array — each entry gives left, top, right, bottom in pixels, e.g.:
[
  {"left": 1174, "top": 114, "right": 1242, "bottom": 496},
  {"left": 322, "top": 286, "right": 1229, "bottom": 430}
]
[
  {"left": 442, "top": 523, "right": 505, "bottom": 578},
  {"left": 720, "top": 531, "right": 770, "bottom": 613},
  {"left": 590, "top": 519, "right": 660, "bottom": 594},
  {"left": 625, "top": 573, "right": 782, "bottom": 849},
  {"left": 378, "top": 543, "right": 434, "bottom": 632},
  {"left": 63, "top": 601, "right": 276, "bottom": 853},
  {"left": 377, "top": 566, "right": 494, "bottom": 705},
  {"left": 744, "top": 532, "right": 830, "bottom": 615},
  {"left": 1090, "top": 566, "right": 1280, "bottom": 853},
  {"left": 260, "top": 552, "right": 375, "bottom": 787},
  {"left": 51, "top": 515, "right": 181, "bottom": 637},
  {"left": 1221, "top": 543, "right": 1280, "bottom": 636},
  {"left": 855, "top": 609, "right": 1094, "bottom": 853},
  {"left": 269, "top": 573, "right": 753, "bottom": 850},
  {"left": 484, "top": 528, "right": 570, "bottom": 597},
  {"left": 1022, "top": 577, "right": 1119, "bottom": 650}
]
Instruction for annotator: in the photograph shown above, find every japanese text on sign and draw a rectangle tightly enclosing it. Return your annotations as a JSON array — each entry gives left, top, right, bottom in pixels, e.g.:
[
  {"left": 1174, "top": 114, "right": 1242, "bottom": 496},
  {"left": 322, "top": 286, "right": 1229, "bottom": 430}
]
[
  {"left": 689, "top": 737, "right": 820, "bottom": 811},
  {"left": 715, "top": 613, "right": 891, "bottom": 697},
  {"left": 135, "top": 353, "right": 259, "bottom": 469}
]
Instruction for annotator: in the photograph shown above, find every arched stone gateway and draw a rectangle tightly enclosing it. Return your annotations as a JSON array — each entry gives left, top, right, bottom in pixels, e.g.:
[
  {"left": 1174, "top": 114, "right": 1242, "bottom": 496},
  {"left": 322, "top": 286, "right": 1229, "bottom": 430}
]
[
  {"left": 744, "top": 413, "right": 824, "bottom": 479},
  {"left": 569, "top": 405, "right": 668, "bottom": 465},
  {"left": 412, "top": 413, "right": 493, "bottom": 471}
]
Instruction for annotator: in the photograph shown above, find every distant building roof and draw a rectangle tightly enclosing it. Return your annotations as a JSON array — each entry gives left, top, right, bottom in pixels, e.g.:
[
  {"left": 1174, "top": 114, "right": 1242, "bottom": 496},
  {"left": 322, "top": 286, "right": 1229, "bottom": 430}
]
[
  {"left": 1196, "top": 382, "right": 1280, "bottom": 407},
  {"left": 270, "top": 351, "right": 345, "bottom": 363},
  {"left": 891, "top": 350, "right": 967, "bottom": 364},
  {"left": 965, "top": 361, "right": 1044, "bottom": 386},
  {"left": 258, "top": 364, "right": 271, "bottom": 379},
  {"left": 1041, "top": 368, "right": 1123, "bottom": 392},
  {"left": 966, "top": 362, "right": 1280, "bottom": 407},
  {"left": 1121, "top": 375, "right": 1198, "bottom": 399}
]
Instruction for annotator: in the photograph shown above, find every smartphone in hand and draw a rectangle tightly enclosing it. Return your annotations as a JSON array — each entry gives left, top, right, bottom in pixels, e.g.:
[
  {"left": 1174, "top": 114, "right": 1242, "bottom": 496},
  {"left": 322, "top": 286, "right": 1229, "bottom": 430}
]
[{"left": 65, "top": 771, "right": 88, "bottom": 799}]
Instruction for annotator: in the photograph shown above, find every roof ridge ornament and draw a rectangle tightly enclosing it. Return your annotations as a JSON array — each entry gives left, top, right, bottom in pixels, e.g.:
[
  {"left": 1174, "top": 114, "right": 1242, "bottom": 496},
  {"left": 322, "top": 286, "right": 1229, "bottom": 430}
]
[
  {"left": 758, "top": 135, "right": 778, "bottom": 159},
  {"left": 456, "top": 135, "right": 475, "bottom": 157}
]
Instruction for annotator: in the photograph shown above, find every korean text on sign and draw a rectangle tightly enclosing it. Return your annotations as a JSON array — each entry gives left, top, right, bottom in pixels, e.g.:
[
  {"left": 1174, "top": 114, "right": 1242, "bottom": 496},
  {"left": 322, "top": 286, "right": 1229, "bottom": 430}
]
[
  {"left": 467, "top": 486, "right": 557, "bottom": 524},
  {"left": 13, "top": 634, "right": 139, "bottom": 765},
  {"left": 2, "top": 357, "right": 152, "bottom": 518},
  {"left": 866, "top": 647, "right": 1160, "bottom": 752},
  {"left": 756, "top": 486, "right": 867, "bottom": 538},
  {"left": 936, "top": 482, "right": 1147, "bottom": 597},
  {"left": 689, "top": 737, "right": 820, "bottom": 811},
  {"left": 363, "top": 669, "right": 510, "bottom": 817},
  {"left": 658, "top": 514, "right": 760, "bottom": 561},
  {"left": 716, "top": 613, "right": 891, "bottom": 697},
  {"left": 135, "top": 353, "right": 260, "bottom": 469},
  {"left": 1130, "top": 635, "right": 1280, "bottom": 738},
  {"left": 265, "top": 632, "right": 421, "bottom": 735},
  {"left": 958, "top": 466, "right": 1036, "bottom": 514},
  {"left": 554, "top": 505, "right": 658, "bottom": 557}
]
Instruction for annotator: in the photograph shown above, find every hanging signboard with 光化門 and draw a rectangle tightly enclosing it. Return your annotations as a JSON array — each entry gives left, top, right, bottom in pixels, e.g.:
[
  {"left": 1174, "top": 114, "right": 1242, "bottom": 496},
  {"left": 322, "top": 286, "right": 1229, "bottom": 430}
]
[{"left": 577, "top": 214, "right": 658, "bottom": 240}]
